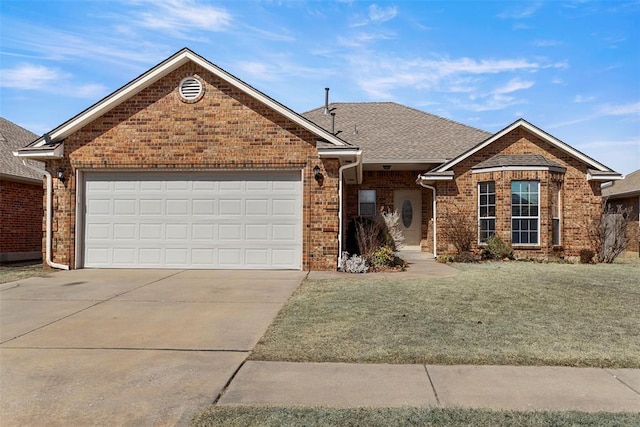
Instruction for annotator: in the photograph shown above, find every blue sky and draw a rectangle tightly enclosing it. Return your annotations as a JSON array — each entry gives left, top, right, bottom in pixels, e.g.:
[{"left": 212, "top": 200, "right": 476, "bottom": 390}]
[{"left": 1, "top": 0, "right": 638, "bottom": 174}]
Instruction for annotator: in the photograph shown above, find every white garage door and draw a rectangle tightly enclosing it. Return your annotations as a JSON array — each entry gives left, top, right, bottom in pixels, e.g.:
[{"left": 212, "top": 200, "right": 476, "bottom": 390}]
[{"left": 83, "top": 171, "right": 302, "bottom": 269}]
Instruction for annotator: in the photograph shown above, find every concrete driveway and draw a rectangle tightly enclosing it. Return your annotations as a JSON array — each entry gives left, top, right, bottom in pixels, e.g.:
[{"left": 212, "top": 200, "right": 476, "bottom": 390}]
[{"left": 0, "top": 269, "right": 305, "bottom": 426}]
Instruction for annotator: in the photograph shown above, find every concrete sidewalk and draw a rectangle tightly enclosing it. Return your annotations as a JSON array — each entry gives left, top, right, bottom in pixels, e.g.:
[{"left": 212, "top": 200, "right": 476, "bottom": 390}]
[{"left": 218, "top": 361, "right": 640, "bottom": 412}]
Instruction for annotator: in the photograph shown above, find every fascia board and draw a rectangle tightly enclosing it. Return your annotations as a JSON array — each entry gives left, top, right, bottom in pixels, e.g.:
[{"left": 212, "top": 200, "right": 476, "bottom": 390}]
[
  {"left": 434, "top": 119, "right": 614, "bottom": 173},
  {"left": 13, "top": 143, "right": 64, "bottom": 158},
  {"left": 30, "top": 49, "right": 347, "bottom": 148}
]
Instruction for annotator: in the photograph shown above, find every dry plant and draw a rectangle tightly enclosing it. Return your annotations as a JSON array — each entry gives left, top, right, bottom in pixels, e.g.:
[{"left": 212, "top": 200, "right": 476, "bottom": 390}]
[
  {"left": 586, "top": 199, "right": 632, "bottom": 263},
  {"left": 382, "top": 209, "right": 405, "bottom": 250},
  {"left": 439, "top": 203, "right": 476, "bottom": 254}
]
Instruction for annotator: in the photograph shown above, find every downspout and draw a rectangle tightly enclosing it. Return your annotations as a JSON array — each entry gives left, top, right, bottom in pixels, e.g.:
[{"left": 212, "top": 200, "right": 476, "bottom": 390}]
[
  {"left": 418, "top": 180, "right": 438, "bottom": 258},
  {"left": 21, "top": 160, "right": 70, "bottom": 270},
  {"left": 337, "top": 156, "right": 362, "bottom": 269}
]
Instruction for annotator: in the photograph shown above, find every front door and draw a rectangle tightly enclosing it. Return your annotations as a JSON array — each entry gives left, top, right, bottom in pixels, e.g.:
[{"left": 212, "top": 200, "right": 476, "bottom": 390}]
[{"left": 393, "top": 190, "right": 422, "bottom": 249}]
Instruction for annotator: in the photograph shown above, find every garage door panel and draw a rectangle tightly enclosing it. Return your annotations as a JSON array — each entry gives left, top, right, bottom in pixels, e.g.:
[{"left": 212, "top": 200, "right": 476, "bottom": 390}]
[{"left": 84, "top": 171, "right": 301, "bottom": 269}]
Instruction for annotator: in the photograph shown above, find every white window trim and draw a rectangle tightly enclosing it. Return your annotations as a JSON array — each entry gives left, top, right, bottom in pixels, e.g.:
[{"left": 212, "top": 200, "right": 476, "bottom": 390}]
[
  {"left": 511, "top": 181, "right": 540, "bottom": 246},
  {"left": 552, "top": 182, "right": 562, "bottom": 246},
  {"left": 478, "top": 181, "right": 496, "bottom": 245}
]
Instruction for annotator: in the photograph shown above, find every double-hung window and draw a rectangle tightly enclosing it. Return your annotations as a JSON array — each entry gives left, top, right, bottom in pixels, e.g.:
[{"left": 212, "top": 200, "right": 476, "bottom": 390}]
[
  {"left": 478, "top": 181, "right": 496, "bottom": 243},
  {"left": 511, "top": 181, "right": 539, "bottom": 245},
  {"left": 358, "top": 190, "right": 376, "bottom": 217}
]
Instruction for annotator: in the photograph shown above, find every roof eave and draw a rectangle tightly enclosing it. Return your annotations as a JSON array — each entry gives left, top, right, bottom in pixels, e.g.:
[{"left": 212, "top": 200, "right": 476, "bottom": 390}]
[
  {"left": 13, "top": 143, "right": 64, "bottom": 159},
  {"left": 587, "top": 170, "right": 623, "bottom": 182}
]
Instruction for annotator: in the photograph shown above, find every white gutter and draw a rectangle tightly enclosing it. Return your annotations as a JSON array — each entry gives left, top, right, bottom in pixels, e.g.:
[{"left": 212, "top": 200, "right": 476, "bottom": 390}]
[
  {"left": 417, "top": 180, "right": 438, "bottom": 258},
  {"left": 20, "top": 160, "right": 70, "bottom": 270},
  {"left": 336, "top": 154, "right": 363, "bottom": 269}
]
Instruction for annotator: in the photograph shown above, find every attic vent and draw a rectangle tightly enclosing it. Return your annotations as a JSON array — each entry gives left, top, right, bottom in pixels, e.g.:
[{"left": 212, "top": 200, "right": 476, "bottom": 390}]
[{"left": 178, "top": 76, "right": 203, "bottom": 102}]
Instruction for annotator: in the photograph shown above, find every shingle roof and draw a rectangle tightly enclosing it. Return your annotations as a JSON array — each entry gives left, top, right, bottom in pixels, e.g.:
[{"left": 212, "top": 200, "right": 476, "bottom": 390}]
[
  {"left": 472, "top": 154, "right": 565, "bottom": 170},
  {"left": 0, "top": 117, "right": 43, "bottom": 182},
  {"left": 602, "top": 169, "right": 640, "bottom": 198},
  {"left": 303, "top": 102, "right": 490, "bottom": 162}
]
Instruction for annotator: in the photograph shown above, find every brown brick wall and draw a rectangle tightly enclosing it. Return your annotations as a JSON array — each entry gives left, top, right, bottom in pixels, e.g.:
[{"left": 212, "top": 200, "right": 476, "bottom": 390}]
[
  {"left": 435, "top": 127, "right": 601, "bottom": 259},
  {"left": 345, "top": 170, "right": 433, "bottom": 249},
  {"left": 45, "top": 62, "right": 340, "bottom": 270},
  {"left": 0, "top": 179, "right": 44, "bottom": 257}
]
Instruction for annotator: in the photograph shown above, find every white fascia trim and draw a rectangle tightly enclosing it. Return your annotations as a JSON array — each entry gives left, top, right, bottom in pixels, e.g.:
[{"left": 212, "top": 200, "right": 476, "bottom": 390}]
[
  {"left": 30, "top": 49, "right": 347, "bottom": 148},
  {"left": 318, "top": 149, "right": 362, "bottom": 158},
  {"left": 417, "top": 175, "right": 454, "bottom": 182},
  {"left": 13, "top": 143, "right": 64, "bottom": 158},
  {"left": 434, "top": 119, "right": 613, "bottom": 173},
  {"left": 472, "top": 165, "right": 566, "bottom": 174},
  {"left": 363, "top": 158, "right": 447, "bottom": 164},
  {"left": 587, "top": 171, "right": 623, "bottom": 181}
]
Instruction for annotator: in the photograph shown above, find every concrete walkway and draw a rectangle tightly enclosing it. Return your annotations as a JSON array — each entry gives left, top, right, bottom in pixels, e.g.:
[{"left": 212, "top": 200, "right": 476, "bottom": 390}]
[
  {"left": 308, "top": 250, "right": 459, "bottom": 280},
  {"left": 218, "top": 361, "right": 640, "bottom": 412}
]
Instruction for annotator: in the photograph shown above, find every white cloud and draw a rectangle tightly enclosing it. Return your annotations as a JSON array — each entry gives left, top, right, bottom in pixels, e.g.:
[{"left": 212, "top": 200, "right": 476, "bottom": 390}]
[
  {"left": 337, "top": 31, "right": 395, "bottom": 48},
  {"left": 533, "top": 39, "right": 562, "bottom": 47},
  {"left": 135, "top": 0, "right": 232, "bottom": 33},
  {"left": 0, "top": 64, "right": 65, "bottom": 89},
  {"left": 368, "top": 4, "right": 398, "bottom": 23},
  {"left": 493, "top": 78, "right": 535, "bottom": 94},
  {"left": 0, "top": 63, "right": 107, "bottom": 99},
  {"left": 598, "top": 102, "right": 640, "bottom": 116},
  {"left": 499, "top": 2, "right": 543, "bottom": 19},
  {"left": 573, "top": 95, "right": 595, "bottom": 103}
]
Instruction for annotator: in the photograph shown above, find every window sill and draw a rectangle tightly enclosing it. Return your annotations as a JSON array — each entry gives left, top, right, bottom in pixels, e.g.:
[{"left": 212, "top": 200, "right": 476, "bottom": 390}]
[{"left": 512, "top": 245, "right": 541, "bottom": 250}]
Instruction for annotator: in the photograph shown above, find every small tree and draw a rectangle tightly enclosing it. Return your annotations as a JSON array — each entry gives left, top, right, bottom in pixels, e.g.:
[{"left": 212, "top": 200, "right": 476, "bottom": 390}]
[
  {"left": 586, "top": 199, "right": 632, "bottom": 263},
  {"left": 439, "top": 203, "right": 475, "bottom": 254}
]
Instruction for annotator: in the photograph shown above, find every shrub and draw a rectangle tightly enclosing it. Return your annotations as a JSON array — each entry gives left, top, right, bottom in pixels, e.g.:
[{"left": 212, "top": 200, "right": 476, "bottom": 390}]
[
  {"left": 453, "top": 251, "right": 480, "bottom": 263},
  {"left": 370, "top": 246, "right": 395, "bottom": 267},
  {"left": 338, "top": 252, "right": 368, "bottom": 274},
  {"left": 345, "top": 216, "right": 394, "bottom": 257},
  {"left": 579, "top": 248, "right": 595, "bottom": 264},
  {"left": 482, "top": 234, "right": 514, "bottom": 260},
  {"left": 439, "top": 204, "right": 475, "bottom": 254},
  {"left": 586, "top": 200, "right": 632, "bottom": 263}
]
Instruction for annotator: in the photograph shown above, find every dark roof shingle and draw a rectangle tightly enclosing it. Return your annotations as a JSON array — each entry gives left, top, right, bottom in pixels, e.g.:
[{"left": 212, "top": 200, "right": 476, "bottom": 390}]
[
  {"left": 472, "top": 154, "right": 565, "bottom": 170},
  {"left": 602, "top": 169, "right": 640, "bottom": 198},
  {"left": 303, "top": 102, "right": 490, "bottom": 162},
  {"left": 0, "top": 117, "right": 43, "bottom": 182}
]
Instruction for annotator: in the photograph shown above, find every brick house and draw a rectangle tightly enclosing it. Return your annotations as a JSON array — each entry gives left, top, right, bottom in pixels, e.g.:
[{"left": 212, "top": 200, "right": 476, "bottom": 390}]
[
  {"left": 1, "top": 118, "right": 44, "bottom": 263},
  {"left": 14, "top": 48, "right": 621, "bottom": 270},
  {"left": 602, "top": 169, "right": 640, "bottom": 253}
]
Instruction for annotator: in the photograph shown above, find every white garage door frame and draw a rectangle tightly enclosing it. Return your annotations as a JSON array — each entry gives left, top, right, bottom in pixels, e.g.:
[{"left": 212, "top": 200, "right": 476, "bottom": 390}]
[{"left": 75, "top": 169, "right": 303, "bottom": 270}]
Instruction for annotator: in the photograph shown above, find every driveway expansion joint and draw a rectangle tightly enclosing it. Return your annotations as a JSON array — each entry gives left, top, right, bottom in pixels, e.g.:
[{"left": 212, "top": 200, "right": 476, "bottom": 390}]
[
  {"left": 212, "top": 359, "right": 248, "bottom": 405},
  {"left": 605, "top": 368, "right": 640, "bottom": 395},
  {"left": 424, "top": 365, "right": 441, "bottom": 407}
]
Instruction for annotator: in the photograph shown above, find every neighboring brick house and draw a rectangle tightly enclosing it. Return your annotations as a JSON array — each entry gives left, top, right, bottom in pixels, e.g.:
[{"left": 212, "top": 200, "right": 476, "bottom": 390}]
[
  {"left": 1, "top": 118, "right": 44, "bottom": 263},
  {"left": 15, "top": 48, "right": 621, "bottom": 270},
  {"left": 602, "top": 169, "right": 640, "bottom": 253}
]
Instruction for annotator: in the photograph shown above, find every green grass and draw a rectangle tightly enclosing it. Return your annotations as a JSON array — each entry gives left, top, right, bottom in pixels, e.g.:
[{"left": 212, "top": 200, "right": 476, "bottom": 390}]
[
  {"left": 0, "top": 262, "right": 49, "bottom": 284},
  {"left": 250, "top": 262, "right": 640, "bottom": 367},
  {"left": 192, "top": 406, "right": 640, "bottom": 427}
]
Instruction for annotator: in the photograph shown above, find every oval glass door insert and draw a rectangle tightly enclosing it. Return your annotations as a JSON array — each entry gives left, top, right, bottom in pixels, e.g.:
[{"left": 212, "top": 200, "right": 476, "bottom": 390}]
[{"left": 402, "top": 199, "right": 413, "bottom": 228}]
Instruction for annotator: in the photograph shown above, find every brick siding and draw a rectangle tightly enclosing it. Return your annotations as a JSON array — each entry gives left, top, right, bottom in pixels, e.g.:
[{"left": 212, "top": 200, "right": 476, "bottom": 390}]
[
  {"left": 0, "top": 179, "right": 44, "bottom": 258},
  {"left": 45, "top": 63, "right": 340, "bottom": 270},
  {"left": 436, "top": 128, "right": 601, "bottom": 259}
]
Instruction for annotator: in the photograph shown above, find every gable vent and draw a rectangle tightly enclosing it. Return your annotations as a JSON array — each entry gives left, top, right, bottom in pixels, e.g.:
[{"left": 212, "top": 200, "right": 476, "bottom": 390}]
[{"left": 178, "top": 76, "right": 203, "bottom": 102}]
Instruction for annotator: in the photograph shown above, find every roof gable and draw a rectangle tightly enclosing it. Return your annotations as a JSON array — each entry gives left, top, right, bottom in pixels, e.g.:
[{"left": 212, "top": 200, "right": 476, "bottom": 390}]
[
  {"left": 433, "top": 119, "right": 617, "bottom": 175},
  {"left": 22, "top": 48, "right": 348, "bottom": 152}
]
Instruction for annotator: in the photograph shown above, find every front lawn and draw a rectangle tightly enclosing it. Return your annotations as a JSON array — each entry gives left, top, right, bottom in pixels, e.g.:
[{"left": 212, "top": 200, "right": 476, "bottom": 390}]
[
  {"left": 0, "top": 262, "right": 49, "bottom": 284},
  {"left": 192, "top": 406, "right": 640, "bottom": 427},
  {"left": 250, "top": 262, "right": 640, "bottom": 367}
]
